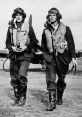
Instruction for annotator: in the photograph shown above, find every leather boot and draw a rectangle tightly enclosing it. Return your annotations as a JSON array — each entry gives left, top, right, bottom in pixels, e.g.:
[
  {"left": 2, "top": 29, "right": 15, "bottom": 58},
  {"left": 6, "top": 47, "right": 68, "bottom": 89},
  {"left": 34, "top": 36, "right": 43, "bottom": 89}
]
[
  {"left": 57, "top": 80, "right": 66, "bottom": 105},
  {"left": 57, "top": 84, "right": 66, "bottom": 105},
  {"left": 57, "top": 88, "right": 63, "bottom": 105},
  {"left": 18, "top": 84, "right": 27, "bottom": 106},
  {"left": 46, "top": 92, "right": 51, "bottom": 110},
  {"left": 12, "top": 86, "right": 20, "bottom": 106},
  {"left": 46, "top": 90, "right": 56, "bottom": 111}
]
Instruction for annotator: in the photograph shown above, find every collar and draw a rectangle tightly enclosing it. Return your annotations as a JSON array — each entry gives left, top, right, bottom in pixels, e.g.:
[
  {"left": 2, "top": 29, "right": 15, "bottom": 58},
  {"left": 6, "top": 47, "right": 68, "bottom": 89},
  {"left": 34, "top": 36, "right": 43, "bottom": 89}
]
[{"left": 51, "top": 23, "right": 59, "bottom": 31}]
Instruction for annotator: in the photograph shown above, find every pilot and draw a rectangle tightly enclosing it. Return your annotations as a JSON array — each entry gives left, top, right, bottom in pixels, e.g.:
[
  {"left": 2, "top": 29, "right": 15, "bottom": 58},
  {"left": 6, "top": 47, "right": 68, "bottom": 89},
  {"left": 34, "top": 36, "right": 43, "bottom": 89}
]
[
  {"left": 6, "top": 7, "right": 38, "bottom": 106},
  {"left": 41, "top": 7, "right": 77, "bottom": 111}
]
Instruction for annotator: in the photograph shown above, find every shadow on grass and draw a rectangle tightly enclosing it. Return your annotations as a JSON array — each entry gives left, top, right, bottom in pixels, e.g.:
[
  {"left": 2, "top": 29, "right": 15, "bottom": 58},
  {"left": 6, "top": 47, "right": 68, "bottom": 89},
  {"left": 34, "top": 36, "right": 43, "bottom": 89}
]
[
  {"left": 28, "top": 68, "right": 45, "bottom": 72},
  {"left": 1, "top": 68, "right": 45, "bottom": 72},
  {"left": 5, "top": 87, "right": 15, "bottom": 101},
  {"left": 29, "top": 89, "right": 48, "bottom": 107}
]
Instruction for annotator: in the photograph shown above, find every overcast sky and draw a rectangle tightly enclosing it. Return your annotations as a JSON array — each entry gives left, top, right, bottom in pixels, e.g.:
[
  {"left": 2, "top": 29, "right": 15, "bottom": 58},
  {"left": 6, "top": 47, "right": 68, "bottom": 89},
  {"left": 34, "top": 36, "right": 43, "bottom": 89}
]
[{"left": 0, "top": 0, "right": 82, "bottom": 50}]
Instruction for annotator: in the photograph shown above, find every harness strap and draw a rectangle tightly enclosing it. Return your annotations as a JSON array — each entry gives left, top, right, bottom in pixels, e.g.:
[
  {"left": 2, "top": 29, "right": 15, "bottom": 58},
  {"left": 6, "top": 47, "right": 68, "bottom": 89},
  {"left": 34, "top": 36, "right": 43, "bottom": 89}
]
[{"left": 3, "top": 52, "right": 14, "bottom": 72}]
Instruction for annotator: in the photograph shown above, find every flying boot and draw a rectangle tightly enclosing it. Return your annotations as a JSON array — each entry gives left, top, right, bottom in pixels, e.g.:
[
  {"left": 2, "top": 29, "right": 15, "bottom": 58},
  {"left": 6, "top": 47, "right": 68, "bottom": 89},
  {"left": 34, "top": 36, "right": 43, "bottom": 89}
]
[
  {"left": 57, "top": 82, "right": 66, "bottom": 105},
  {"left": 18, "top": 76, "right": 27, "bottom": 106},
  {"left": 12, "top": 85, "right": 20, "bottom": 106},
  {"left": 46, "top": 90, "right": 56, "bottom": 111}
]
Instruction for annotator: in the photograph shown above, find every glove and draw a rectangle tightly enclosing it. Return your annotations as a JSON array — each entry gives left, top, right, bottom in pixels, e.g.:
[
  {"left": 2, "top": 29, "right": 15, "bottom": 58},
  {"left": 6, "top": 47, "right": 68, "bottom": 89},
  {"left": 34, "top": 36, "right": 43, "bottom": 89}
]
[
  {"left": 48, "top": 48, "right": 53, "bottom": 54},
  {"left": 72, "top": 58, "right": 77, "bottom": 66},
  {"left": 12, "top": 46, "right": 17, "bottom": 52},
  {"left": 21, "top": 46, "right": 27, "bottom": 51}
]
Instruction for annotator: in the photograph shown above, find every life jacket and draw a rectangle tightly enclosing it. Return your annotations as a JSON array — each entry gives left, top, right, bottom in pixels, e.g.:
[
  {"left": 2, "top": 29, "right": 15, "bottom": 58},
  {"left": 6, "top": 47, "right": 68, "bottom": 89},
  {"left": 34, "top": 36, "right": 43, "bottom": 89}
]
[
  {"left": 45, "top": 22, "right": 68, "bottom": 55},
  {"left": 9, "top": 21, "right": 30, "bottom": 48}
]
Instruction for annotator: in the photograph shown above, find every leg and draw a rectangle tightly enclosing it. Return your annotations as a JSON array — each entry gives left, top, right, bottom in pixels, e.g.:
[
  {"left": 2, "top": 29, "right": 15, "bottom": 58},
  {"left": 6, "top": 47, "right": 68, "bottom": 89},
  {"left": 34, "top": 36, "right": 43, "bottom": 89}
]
[
  {"left": 56, "top": 59, "right": 69, "bottom": 105},
  {"left": 57, "top": 76, "right": 66, "bottom": 105},
  {"left": 10, "top": 61, "right": 20, "bottom": 106},
  {"left": 18, "top": 76, "right": 27, "bottom": 106},
  {"left": 18, "top": 61, "right": 30, "bottom": 106},
  {"left": 10, "top": 61, "right": 20, "bottom": 83},
  {"left": 46, "top": 61, "right": 57, "bottom": 111},
  {"left": 12, "top": 80, "right": 20, "bottom": 106}
]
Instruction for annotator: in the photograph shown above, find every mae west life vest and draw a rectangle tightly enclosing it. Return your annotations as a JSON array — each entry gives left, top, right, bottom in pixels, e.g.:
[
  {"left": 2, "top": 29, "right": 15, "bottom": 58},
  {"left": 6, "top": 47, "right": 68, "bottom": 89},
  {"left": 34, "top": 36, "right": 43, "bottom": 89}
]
[
  {"left": 9, "top": 21, "right": 30, "bottom": 48},
  {"left": 45, "top": 22, "right": 68, "bottom": 55}
]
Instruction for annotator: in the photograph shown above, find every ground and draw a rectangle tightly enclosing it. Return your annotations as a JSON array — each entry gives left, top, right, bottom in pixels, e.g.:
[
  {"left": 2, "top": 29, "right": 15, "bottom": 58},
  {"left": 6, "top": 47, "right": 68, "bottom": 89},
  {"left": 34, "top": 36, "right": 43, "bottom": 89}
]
[{"left": 0, "top": 58, "right": 82, "bottom": 117}]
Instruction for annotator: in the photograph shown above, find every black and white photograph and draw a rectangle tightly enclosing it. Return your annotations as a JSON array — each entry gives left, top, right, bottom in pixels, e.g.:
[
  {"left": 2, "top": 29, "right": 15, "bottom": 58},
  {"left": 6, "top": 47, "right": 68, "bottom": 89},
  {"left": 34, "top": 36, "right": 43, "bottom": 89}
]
[{"left": 0, "top": 0, "right": 82, "bottom": 117}]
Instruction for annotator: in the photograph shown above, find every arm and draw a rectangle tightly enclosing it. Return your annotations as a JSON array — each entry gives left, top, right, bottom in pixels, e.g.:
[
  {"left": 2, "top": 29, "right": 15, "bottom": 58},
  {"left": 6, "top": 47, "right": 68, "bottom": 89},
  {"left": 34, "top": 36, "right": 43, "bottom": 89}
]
[
  {"left": 65, "top": 26, "right": 77, "bottom": 65},
  {"left": 41, "top": 30, "right": 52, "bottom": 53},
  {"left": 5, "top": 28, "right": 13, "bottom": 52},
  {"left": 65, "top": 26, "right": 76, "bottom": 58}
]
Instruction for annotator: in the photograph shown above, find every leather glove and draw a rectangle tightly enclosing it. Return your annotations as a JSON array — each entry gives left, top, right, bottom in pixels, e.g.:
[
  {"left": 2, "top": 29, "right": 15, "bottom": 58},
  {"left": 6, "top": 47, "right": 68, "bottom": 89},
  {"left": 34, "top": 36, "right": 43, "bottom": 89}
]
[
  {"left": 21, "top": 46, "right": 27, "bottom": 50},
  {"left": 72, "top": 58, "right": 77, "bottom": 66},
  {"left": 12, "top": 46, "right": 17, "bottom": 52}
]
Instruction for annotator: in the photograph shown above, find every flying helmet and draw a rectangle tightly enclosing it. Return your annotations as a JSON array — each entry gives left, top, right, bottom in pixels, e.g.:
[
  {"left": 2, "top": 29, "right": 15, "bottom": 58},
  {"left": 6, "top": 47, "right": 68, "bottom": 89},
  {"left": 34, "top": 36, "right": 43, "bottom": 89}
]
[
  {"left": 12, "top": 7, "right": 26, "bottom": 19},
  {"left": 46, "top": 7, "right": 62, "bottom": 21}
]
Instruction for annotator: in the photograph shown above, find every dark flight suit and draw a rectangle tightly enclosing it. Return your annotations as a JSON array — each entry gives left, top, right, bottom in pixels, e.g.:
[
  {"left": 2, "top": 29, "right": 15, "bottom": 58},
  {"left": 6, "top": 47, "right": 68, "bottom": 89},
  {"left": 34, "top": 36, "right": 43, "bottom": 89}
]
[
  {"left": 41, "top": 24, "right": 76, "bottom": 109},
  {"left": 6, "top": 23, "right": 38, "bottom": 106}
]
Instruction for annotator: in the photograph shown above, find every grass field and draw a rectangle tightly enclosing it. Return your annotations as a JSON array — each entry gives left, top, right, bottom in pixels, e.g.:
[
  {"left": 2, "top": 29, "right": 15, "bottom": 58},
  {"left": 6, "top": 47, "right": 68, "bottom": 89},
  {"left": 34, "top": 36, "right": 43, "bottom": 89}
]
[{"left": 0, "top": 58, "right": 82, "bottom": 117}]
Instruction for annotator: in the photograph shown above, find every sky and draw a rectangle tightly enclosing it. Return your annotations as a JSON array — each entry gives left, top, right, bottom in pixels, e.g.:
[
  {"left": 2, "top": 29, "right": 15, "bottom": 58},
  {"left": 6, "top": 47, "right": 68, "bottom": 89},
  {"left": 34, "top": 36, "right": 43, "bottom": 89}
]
[{"left": 0, "top": 0, "right": 82, "bottom": 50}]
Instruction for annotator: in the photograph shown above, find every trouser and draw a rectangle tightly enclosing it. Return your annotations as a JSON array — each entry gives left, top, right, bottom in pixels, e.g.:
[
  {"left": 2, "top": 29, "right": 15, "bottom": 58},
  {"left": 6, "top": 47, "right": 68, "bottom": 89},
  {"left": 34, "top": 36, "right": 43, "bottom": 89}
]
[
  {"left": 46, "top": 59, "right": 69, "bottom": 97},
  {"left": 46, "top": 61, "right": 57, "bottom": 91},
  {"left": 10, "top": 60, "right": 30, "bottom": 99},
  {"left": 57, "top": 79, "right": 66, "bottom": 101}
]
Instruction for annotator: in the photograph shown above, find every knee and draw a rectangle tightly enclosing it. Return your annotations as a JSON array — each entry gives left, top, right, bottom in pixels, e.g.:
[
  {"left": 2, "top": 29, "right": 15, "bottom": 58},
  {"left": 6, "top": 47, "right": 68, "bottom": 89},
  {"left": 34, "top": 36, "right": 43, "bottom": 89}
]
[
  {"left": 10, "top": 79, "right": 20, "bottom": 87},
  {"left": 19, "top": 76, "right": 28, "bottom": 85},
  {"left": 57, "top": 80, "right": 66, "bottom": 89}
]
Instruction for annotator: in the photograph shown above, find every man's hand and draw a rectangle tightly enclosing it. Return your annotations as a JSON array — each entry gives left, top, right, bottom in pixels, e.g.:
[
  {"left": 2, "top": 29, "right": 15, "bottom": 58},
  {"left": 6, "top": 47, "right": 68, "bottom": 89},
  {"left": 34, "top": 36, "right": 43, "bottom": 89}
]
[
  {"left": 12, "top": 46, "right": 17, "bottom": 52},
  {"left": 72, "top": 58, "right": 77, "bottom": 66},
  {"left": 12, "top": 46, "right": 27, "bottom": 52},
  {"left": 21, "top": 46, "right": 27, "bottom": 51}
]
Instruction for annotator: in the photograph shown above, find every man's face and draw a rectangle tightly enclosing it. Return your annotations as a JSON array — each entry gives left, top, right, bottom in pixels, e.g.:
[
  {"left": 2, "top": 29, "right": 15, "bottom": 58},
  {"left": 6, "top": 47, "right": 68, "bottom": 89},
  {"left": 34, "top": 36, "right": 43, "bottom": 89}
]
[
  {"left": 49, "top": 13, "right": 57, "bottom": 23},
  {"left": 16, "top": 13, "right": 23, "bottom": 22}
]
